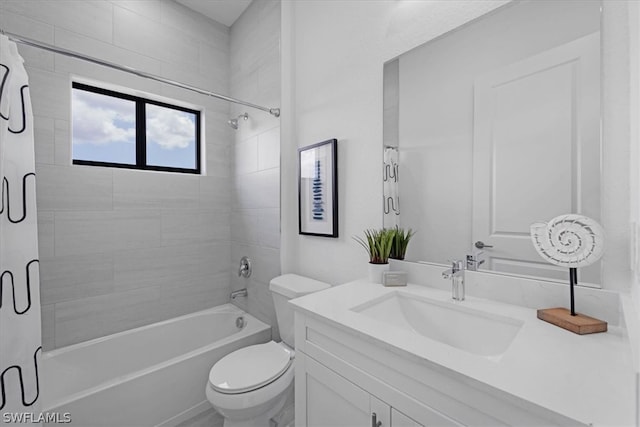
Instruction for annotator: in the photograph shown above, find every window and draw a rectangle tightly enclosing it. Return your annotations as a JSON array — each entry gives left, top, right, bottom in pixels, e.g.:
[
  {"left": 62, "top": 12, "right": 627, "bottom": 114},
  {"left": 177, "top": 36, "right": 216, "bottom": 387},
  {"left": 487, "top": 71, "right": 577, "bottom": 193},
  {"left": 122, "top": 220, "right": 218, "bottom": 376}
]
[{"left": 72, "top": 82, "right": 201, "bottom": 174}]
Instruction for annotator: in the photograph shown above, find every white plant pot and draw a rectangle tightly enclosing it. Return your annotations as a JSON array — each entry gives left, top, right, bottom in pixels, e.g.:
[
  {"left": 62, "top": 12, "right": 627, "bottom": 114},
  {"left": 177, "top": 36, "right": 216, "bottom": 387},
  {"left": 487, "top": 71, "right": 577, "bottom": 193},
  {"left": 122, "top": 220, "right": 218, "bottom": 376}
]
[{"left": 368, "top": 263, "right": 390, "bottom": 284}]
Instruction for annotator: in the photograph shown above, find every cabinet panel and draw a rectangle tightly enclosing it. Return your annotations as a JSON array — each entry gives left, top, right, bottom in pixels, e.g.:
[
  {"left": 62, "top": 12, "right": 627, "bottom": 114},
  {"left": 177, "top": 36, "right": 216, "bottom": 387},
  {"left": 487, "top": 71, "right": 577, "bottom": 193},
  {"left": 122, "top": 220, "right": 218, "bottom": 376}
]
[
  {"left": 392, "top": 408, "right": 422, "bottom": 427},
  {"left": 304, "top": 354, "right": 371, "bottom": 427},
  {"left": 371, "top": 396, "right": 391, "bottom": 427}
]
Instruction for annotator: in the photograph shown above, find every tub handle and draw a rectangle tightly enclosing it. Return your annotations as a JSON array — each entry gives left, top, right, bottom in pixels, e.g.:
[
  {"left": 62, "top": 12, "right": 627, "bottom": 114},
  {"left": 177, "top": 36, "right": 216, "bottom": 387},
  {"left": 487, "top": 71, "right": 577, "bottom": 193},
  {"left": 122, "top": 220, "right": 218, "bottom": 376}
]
[{"left": 238, "top": 256, "right": 251, "bottom": 278}]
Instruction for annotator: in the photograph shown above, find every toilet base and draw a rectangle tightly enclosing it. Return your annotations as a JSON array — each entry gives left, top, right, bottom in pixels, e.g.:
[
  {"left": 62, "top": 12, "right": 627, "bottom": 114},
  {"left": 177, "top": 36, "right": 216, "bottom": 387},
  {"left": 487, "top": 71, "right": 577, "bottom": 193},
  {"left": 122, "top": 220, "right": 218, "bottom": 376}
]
[{"left": 221, "top": 384, "right": 293, "bottom": 427}]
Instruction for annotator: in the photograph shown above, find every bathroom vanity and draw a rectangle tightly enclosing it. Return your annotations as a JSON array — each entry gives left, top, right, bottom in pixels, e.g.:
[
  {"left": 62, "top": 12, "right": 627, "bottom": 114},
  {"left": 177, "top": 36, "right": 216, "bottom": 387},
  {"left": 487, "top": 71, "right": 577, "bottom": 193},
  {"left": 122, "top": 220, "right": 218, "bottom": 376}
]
[{"left": 290, "top": 279, "right": 636, "bottom": 426}]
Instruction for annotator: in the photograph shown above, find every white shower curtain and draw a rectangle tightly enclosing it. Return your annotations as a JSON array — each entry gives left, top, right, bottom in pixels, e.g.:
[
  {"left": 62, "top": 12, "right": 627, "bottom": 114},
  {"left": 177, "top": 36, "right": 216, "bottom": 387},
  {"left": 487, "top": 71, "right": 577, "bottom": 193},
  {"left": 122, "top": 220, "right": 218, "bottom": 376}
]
[
  {"left": 383, "top": 146, "right": 400, "bottom": 228},
  {"left": 0, "top": 34, "right": 42, "bottom": 422}
]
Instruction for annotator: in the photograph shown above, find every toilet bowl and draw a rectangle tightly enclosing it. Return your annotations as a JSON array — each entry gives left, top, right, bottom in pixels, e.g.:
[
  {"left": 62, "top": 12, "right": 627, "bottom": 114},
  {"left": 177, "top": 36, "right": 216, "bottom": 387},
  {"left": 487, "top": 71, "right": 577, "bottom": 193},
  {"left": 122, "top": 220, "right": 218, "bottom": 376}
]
[
  {"left": 206, "top": 274, "right": 330, "bottom": 427},
  {"left": 206, "top": 341, "right": 294, "bottom": 427}
]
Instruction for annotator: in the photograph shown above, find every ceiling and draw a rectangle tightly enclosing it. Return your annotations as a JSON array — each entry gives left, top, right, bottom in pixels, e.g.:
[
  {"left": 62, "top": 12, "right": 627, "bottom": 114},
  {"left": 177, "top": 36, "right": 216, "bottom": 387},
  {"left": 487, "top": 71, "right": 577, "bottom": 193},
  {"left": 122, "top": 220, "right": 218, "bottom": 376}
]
[{"left": 176, "top": 0, "right": 252, "bottom": 27}]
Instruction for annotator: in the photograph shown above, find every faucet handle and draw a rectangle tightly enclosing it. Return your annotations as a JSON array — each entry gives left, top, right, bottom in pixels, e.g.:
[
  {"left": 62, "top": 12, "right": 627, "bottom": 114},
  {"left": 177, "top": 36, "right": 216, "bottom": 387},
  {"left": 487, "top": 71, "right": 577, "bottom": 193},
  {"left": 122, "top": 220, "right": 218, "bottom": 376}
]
[
  {"left": 466, "top": 249, "right": 485, "bottom": 271},
  {"left": 446, "top": 259, "right": 463, "bottom": 272}
]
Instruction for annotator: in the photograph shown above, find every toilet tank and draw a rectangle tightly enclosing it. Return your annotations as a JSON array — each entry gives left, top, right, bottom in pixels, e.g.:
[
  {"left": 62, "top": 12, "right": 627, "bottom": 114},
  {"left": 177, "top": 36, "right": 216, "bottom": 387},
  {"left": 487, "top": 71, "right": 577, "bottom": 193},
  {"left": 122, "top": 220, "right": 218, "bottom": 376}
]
[{"left": 269, "top": 274, "right": 331, "bottom": 347}]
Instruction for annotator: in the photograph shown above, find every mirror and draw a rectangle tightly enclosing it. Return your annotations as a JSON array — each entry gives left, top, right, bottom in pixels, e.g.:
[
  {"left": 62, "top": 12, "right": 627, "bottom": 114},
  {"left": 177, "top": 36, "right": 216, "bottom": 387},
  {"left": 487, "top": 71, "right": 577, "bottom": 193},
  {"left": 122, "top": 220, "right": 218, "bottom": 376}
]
[{"left": 383, "top": 0, "right": 602, "bottom": 286}]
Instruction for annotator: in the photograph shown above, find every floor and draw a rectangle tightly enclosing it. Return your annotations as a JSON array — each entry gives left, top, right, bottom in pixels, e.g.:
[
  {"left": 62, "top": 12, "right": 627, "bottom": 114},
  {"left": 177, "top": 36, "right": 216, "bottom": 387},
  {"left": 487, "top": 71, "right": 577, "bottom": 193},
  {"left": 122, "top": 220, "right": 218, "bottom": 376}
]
[{"left": 176, "top": 394, "right": 294, "bottom": 427}]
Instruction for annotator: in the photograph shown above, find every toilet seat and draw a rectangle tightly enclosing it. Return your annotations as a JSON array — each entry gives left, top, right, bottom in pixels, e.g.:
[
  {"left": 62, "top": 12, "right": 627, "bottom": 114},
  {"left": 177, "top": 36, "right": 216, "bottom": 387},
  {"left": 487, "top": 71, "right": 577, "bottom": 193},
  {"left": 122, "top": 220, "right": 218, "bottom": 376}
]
[{"left": 209, "top": 341, "right": 293, "bottom": 394}]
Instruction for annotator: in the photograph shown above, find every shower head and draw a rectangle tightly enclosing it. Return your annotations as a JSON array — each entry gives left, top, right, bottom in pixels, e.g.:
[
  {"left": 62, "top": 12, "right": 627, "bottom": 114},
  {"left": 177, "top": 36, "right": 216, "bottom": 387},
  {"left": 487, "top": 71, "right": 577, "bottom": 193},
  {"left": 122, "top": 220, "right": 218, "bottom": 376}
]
[{"left": 227, "top": 112, "right": 249, "bottom": 130}]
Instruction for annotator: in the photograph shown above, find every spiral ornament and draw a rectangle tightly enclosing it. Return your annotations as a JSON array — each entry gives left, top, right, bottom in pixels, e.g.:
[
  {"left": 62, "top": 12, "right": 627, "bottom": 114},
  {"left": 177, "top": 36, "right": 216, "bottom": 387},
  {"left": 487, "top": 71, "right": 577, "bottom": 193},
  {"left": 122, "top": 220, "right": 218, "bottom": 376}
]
[{"left": 530, "top": 214, "right": 604, "bottom": 268}]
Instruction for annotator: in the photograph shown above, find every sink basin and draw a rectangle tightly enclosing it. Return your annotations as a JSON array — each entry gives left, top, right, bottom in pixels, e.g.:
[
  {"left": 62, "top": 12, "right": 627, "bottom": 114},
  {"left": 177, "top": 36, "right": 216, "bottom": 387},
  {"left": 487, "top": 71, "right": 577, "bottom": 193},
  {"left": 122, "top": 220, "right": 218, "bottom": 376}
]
[{"left": 351, "top": 291, "right": 523, "bottom": 357}]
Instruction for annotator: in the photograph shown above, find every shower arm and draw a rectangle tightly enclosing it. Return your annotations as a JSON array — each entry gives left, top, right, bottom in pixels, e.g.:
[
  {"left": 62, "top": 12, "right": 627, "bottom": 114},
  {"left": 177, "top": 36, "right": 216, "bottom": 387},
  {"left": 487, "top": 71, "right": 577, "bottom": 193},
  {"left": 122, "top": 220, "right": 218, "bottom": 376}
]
[{"left": 0, "top": 29, "right": 281, "bottom": 118}]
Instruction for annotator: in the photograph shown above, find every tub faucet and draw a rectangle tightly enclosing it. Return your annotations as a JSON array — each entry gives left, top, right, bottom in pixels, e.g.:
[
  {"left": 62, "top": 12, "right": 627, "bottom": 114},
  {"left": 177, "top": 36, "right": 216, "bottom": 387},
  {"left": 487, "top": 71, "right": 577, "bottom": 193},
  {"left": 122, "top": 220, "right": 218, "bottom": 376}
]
[
  {"left": 230, "top": 288, "right": 247, "bottom": 299},
  {"left": 442, "top": 260, "right": 464, "bottom": 301}
]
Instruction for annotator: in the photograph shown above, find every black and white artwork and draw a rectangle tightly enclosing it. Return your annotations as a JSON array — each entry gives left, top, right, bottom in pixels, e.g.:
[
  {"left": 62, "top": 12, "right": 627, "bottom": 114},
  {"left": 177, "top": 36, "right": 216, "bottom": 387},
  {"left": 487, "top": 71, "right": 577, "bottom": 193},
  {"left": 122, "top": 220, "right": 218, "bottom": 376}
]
[{"left": 298, "top": 139, "right": 338, "bottom": 237}]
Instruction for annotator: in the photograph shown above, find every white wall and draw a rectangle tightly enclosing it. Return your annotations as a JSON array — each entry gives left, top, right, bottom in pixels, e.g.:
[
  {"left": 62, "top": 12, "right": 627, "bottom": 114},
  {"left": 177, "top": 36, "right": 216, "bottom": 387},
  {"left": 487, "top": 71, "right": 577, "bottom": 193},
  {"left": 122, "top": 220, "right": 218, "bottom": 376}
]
[
  {"left": 281, "top": 0, "right": 633, "bottom": 292},
  {"left": 0, "top": 0, "right": 233, "bottom": 349},
  {"left": 228, "top": 0, "right": 282, "bottom": 338}
]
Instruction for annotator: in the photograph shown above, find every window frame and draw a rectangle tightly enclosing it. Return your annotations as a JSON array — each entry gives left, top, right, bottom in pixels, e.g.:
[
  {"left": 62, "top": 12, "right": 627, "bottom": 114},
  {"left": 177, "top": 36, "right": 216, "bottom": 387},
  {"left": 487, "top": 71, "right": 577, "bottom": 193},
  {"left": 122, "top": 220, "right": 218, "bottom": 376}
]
[{"left": 71, "top": 82, "right": 202, "bottom": 175}]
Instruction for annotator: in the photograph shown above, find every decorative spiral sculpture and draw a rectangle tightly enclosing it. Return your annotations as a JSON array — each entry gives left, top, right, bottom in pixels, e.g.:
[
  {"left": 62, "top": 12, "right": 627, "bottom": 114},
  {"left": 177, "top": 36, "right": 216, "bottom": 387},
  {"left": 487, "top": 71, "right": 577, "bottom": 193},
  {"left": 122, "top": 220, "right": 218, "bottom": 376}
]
[{"left": 530, "top": 214, "right": 604, "bottom": 268}]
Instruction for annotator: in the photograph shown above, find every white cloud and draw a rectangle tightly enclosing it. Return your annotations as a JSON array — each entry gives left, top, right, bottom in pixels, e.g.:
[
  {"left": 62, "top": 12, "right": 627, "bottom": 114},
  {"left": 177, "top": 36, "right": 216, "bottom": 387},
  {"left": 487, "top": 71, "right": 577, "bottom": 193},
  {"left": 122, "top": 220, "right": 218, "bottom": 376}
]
[
  {"left": 72, "top": 89, "right": 136, "bottom": 145},
  {"left": 146, "top": 104, "right": 195, "bottom": 150}
]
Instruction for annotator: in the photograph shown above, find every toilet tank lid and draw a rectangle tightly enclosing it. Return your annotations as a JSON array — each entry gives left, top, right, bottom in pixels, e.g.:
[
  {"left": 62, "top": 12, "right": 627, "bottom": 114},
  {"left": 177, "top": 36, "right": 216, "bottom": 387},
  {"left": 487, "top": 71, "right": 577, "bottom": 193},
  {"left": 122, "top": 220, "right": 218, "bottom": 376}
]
[{"left": 269, "top": 274, "right": 331, "bottom": 299}]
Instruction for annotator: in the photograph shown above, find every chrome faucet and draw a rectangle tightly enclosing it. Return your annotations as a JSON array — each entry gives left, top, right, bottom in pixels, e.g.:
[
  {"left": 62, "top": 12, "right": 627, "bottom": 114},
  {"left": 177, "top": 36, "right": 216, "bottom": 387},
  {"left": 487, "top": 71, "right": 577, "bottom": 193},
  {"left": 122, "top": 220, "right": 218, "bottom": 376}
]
[
  {"left": 465, "top": 249, "right": 485, "bottom": 271},
  {"left": 230, "top": 288, "right": 248, "bottom": 299},
  {"left": 442, "top": 260, "right": 465, "bottom": 301}
]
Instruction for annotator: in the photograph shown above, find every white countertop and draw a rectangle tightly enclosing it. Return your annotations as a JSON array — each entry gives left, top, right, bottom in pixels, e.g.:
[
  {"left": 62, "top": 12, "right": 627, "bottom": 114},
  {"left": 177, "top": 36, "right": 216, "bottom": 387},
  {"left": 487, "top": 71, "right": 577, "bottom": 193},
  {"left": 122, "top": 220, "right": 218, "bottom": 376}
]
[{"left": 290, "top": 279, "right": 637, "bottom": 426}]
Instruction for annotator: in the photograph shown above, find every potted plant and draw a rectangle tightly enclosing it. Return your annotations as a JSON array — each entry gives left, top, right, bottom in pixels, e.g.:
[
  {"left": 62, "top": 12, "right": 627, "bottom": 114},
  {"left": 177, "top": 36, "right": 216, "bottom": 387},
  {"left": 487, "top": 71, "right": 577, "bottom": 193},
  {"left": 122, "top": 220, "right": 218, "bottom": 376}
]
[
  {"left": 354, "top": 228, "right": 395, "bottom": 283},
  {"left": 389, "top": 226, "right": 415, "bottom": 260}
]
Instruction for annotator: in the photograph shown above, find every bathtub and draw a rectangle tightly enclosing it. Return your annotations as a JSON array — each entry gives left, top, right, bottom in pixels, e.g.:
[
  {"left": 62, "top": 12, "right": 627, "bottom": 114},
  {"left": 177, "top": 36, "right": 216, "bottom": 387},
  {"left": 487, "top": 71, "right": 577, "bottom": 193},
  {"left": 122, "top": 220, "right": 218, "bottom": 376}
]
[{"left": 41, "top": 304, "right": 271, "bottom": 427}]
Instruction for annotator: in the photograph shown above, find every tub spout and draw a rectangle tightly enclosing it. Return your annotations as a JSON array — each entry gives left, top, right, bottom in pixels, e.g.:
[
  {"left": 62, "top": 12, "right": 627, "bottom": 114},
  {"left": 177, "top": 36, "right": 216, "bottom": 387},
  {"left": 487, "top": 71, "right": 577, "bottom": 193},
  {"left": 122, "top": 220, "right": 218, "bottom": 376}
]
[{"left": 230, "top": 288, "right": 248, "bottom": 299}]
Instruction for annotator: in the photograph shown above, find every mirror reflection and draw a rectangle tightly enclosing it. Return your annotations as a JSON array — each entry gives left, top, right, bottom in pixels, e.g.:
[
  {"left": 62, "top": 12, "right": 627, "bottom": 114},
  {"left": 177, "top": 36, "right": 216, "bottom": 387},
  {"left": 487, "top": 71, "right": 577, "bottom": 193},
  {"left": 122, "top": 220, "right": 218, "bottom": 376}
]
[{"left": 383, "top": 0, "right": 602, "bottom": 286}]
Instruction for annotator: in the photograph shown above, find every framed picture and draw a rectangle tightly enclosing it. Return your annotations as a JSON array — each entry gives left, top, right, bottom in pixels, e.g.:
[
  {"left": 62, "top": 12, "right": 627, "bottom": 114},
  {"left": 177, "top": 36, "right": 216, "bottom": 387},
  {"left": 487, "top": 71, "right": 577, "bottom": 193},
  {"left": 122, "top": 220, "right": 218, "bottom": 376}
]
[{"left": 298, "top": 139, "right": 338, "bottom": 237}]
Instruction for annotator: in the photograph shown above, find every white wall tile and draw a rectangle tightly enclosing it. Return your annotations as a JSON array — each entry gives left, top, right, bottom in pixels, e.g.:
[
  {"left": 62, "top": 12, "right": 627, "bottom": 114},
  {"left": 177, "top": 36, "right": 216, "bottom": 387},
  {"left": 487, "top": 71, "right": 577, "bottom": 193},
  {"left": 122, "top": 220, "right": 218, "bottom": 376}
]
[
  {"left": 54, "top": 211, "right": 116, "bottom": 256},
  {"left": 0, "top": 10, "right": 55, "bottom": 70},
  {"left": 26, "top": 68, "right": 69, "bottom": 121},
  {"left": 113, "top": 5, "right": 198, "bottom": 65},
  {"left": 40, "top": 253, "right": 114, "bottom": 305},
  {"left": 110, "top": 0, "right": 162, "bottom": 23},
  {"left": 200, "top": 176, "right": 232, "bottom": 210},
  {"left": 231, "top": 211, "right": 259, "bottom": 244},
  {"left": 36, "top": 164, "right": 113, "bottom": 211},
  {"left": 199, "top": 211, "right": 231, "bottom": 244},
  {"left": 41, "top": 304, "right": 55, "bottom": 351},
  {"left": 113, "top": 245, "right": 202, "bottom": 292},
  {"left": 161, "top": 210, "right": 201, "bottom": 247},
  {"left": 37, "top": 211, "right": 55, "bottom": 259},
  {"left": 159, "top": 273, "right": 229, "bottom": 320},
  {"left": 54, "top": 27, "right": 163, "bottom": 76},
  {"left": 205, "top": 142, "right": 232, "bottom": 179},
  {"left": 199, "top": 43, "right": 229, "bottom": 92},
  {"left": 113, "top": 169, "right": 199, "bottom": 210},
  {"left": 1, "top": 0, "right": 113, "bottom": 43},
  {"left": 34, "top": 116, "right": 54, "bottom": 165},
  {"left": 257, "top": 127, "right": 280, "bottom": 171},
  {"left": 257, "top": 55, "right": 281, "bottom": 106},
  {"left": 54, "top": 119, "right": 70, "bottom": 166},
  {"left": 0, "top": 9, "right": 54, "bottom": 43},
  {"left": 160, "top": 60, "right": 215, "bottom": 94},
  {"left": 247, "top": 279, "right": 279, "bottom": 340},
  {"left": 234, "top": 169, "right": 280, "bottom": 210},
  {"left": 55, "top": 286, "right": 162, "bottom": 347},
  {"left": 112, "top": 210, "right": 162, "bottom": 251},
  {"left": 159, "top": 0, "right": 229, "bottom": 45},
  {"left": 257, "top": 208, "right": 280, "bottom": 249},
  {"left": 200, "top": 242, "right": 231, "bottom": 277},
  {"left": 235, "top": 136, "right": 258, "bottom": 175}
]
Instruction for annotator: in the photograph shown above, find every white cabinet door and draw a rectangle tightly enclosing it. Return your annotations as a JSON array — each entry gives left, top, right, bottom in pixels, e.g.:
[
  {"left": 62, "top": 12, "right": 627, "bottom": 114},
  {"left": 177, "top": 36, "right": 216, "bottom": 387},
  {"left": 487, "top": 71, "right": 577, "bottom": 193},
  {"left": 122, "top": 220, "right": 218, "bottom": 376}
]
[
  {"left": 391, "top": 409, "right": 422, "bottom": 427},
  {"left": 300, "top": 354, "right": 372, "bottom": 427},
  {"left": 472, "top": 32, "right": 600, "bottom": 282}
]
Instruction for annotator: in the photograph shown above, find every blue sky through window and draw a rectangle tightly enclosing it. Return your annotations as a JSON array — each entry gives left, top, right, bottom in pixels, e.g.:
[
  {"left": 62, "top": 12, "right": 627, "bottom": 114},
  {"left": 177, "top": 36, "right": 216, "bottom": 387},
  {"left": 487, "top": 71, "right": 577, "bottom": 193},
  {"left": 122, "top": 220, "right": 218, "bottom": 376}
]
[
  {"left": 72, "top": 88, "right": 136, "bottom": 164},
  {"left": 146, "top": 104, "right": 197, "bottom": 169}
]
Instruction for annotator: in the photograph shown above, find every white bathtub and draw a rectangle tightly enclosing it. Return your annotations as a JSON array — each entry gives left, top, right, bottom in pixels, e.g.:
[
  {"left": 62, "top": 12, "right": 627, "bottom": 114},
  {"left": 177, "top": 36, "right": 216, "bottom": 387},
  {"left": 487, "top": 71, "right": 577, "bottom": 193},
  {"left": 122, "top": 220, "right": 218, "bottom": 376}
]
[{"left": 41, "top": 304, "right": 271, "bottom": 427}]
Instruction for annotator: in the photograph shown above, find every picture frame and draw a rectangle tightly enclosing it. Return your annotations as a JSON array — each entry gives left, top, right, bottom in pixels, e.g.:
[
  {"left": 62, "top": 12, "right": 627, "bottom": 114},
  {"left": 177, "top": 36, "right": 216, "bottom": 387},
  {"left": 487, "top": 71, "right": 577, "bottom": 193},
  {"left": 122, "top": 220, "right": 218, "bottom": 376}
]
[{"left": 298, "top": 139, "right": 338, "bottom": 237}]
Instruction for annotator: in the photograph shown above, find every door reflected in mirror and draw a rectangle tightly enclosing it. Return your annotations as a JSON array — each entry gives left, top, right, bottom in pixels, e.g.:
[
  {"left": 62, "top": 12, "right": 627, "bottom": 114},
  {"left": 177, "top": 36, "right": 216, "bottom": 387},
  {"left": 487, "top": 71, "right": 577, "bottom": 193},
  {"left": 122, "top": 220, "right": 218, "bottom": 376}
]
[{"left": 383, "top": 0, "right": 602, "bottom": 286}]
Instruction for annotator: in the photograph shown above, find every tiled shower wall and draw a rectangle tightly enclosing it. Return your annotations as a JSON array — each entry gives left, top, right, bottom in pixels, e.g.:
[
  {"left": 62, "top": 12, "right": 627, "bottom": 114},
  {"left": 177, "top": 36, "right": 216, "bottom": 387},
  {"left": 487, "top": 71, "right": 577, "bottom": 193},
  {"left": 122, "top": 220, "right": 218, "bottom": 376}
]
[
  {"left": 0, "top": 0, "right": 233, "bottom": 349},
  {"left": 228, "top": 0, "right": 282, "bottom": 338}
]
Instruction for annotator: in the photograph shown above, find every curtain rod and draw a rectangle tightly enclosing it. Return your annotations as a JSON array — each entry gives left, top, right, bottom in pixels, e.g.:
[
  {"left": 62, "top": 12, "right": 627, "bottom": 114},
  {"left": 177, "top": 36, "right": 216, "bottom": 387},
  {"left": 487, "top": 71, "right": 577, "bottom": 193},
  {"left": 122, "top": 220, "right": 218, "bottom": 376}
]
[{"left": 0, "top": 29, "right": 280, "bottom": 118}]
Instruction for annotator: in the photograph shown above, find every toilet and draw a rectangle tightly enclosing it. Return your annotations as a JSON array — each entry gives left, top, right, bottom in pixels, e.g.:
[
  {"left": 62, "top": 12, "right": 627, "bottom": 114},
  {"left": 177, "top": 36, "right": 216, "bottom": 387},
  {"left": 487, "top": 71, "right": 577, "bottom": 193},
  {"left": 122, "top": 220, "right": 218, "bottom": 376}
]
[{"left": 206, "top": 274, "right": 331, "bottom": 427}]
